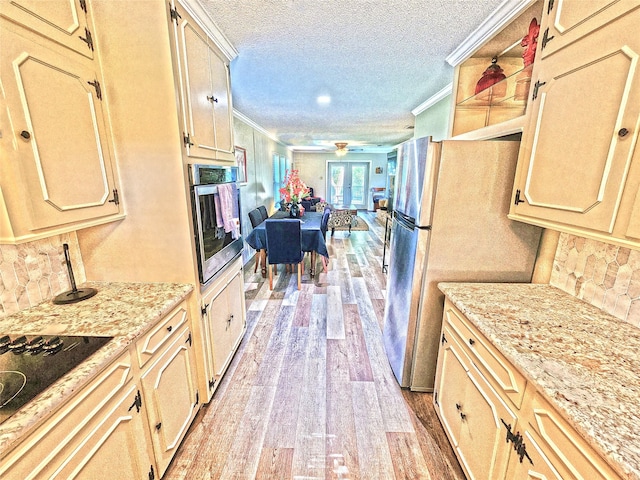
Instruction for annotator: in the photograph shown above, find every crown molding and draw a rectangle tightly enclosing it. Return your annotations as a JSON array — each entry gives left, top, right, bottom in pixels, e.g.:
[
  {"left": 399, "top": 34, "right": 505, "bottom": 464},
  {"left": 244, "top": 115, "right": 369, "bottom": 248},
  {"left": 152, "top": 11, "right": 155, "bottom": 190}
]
[
  {"left": 179, "top": 0, "right": 238, "bottom": 60},
  {"left": 412, "top": 83, "right": 452, "bottom": 116},
  {"left": 233, "top": 109, "right": 290, "bottom": 148},
  {"left": 446, "top": 0, "right": 536, "bottom": 67}
]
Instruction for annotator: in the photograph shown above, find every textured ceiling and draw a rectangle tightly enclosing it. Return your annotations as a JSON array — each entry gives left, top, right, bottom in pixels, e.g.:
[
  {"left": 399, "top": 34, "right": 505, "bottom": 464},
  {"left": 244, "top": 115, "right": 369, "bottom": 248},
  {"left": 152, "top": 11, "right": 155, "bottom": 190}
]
[{"left": 198, "top": 0, "right": 506, "bottom": 151}]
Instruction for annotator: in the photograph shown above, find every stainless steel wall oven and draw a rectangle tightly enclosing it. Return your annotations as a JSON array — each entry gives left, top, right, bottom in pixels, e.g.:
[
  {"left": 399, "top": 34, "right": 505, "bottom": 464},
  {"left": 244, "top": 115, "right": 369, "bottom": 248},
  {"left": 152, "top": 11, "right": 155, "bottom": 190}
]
[{"left": 189, "top": 164, "right": 243, "bottom": 285}]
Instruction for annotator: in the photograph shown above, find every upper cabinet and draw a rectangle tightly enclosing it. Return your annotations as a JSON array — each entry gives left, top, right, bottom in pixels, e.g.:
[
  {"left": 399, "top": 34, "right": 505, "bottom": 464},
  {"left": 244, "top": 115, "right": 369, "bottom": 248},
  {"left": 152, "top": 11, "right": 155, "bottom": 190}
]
[
  {"left": 0, "top": 2, "right": 123, "bottom": 244},
  {"left": 170, "top": 1, "right": 235, "bottom": 162},
  {"left": 0, "top": 0, "right": 96, "bottom": 59},
  {"left": 509, "top": 2, "right": 640, "bottom": 248},
  {"left": 449, "top": 1, "right": 545, "bottom": 139}
]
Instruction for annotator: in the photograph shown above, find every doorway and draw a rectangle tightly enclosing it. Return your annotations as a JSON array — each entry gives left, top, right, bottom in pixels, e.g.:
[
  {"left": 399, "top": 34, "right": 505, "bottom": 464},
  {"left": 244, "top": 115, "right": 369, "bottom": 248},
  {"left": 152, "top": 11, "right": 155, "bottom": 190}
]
[{"left": 327, "top": 162, "right": 370, "bottom": 209}]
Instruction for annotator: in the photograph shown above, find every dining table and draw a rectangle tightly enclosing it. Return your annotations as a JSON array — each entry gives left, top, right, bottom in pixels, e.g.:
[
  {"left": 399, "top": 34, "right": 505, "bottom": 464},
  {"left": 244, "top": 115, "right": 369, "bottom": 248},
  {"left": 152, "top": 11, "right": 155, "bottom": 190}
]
[{"left": 245, "top": 210, "right": 329, "bottom": 277}]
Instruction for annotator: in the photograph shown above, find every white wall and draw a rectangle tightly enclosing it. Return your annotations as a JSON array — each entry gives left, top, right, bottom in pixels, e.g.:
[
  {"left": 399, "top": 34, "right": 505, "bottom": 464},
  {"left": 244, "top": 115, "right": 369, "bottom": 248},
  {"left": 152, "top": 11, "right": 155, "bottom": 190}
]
[{"left": 413, "top": 94, "right": 452, "bottom": 141}]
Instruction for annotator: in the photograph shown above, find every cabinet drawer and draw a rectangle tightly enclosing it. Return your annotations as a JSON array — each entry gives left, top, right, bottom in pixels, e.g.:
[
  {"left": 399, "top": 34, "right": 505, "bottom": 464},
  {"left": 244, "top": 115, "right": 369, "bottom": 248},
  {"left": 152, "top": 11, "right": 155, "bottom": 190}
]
[
  {"left": 0, "top": 350, "right": 133, "bottom": 479},
  {"left": 528, "top": 392, "right": 622, "bottom": 480},
  {"left": 443, "top": 300, "right": 527, "bottom": 409},
  {"left": 135, "top": 301, "right": 189, "bottom": 368}
]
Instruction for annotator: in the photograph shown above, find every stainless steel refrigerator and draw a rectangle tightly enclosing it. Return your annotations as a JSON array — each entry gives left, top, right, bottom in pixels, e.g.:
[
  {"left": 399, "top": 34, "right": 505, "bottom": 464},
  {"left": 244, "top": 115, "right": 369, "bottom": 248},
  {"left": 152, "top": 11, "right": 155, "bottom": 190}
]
[{"left": 382, "top": 136, "right": 542, "bottom": 391}]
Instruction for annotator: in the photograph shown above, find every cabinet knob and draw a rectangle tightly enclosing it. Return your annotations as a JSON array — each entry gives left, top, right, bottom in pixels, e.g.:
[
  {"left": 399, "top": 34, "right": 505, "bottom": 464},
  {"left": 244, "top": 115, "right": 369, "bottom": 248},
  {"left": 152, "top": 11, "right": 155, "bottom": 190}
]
[
  {"left": 618, "top": 128, "right": 629, "bottom": 138},
  {"left": 20, "top": 130, "right": 31, "bottom": 140},
  {"left": 207, "top": 95, "right": 218, "bottom": 103},
  {"left": 155, "top": 422, "right": 162, "bottom": 430},
  {"left": 166, "top": 325, "right": 172, "bottom": 332},
  {"left": 468, "top": 338, "right": 475, "bottom": 346}
]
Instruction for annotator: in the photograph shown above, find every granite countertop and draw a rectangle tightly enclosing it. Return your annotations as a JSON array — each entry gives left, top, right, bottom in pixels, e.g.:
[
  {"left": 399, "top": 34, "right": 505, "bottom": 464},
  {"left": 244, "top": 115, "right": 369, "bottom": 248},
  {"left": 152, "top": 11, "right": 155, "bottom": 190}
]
[
  {"left": 0, "top": 281, "right": 194, "bottom": 454},
  {"left": 438, "top": 282, "right": 640, "bottom": 480}
]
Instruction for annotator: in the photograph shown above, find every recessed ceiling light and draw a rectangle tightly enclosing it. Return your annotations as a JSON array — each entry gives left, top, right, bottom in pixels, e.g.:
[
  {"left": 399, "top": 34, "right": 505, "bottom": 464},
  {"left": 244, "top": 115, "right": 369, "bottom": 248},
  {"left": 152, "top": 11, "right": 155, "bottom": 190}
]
[{"left": 317, "top": 95, "right": 331, "bottom": 105}]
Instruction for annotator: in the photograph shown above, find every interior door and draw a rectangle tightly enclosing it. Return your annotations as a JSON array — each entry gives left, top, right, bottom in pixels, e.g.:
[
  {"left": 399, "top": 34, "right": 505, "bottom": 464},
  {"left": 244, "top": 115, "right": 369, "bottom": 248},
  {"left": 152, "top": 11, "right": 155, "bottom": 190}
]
[{"left": 327, "top": 162, "right": 369, "bottom": 209}]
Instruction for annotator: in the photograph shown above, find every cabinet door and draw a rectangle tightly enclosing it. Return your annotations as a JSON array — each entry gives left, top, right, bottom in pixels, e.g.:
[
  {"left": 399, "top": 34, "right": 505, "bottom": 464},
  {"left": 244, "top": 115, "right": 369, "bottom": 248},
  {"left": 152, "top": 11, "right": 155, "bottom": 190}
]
[
  {"left": 211, "top": 269, "right": 246, "bottom": 377},
  {"left": 50, "top": 383, "right": 155, "bottom": 480},
  {"left": 177, "top": 16, "right": 216, "bottom": 160},
  {"left": 435, "top": 326, "right": 516, "bottom": 480},
  {"left": 511, "top": 9, "right": 640, "bottom": 235},
  {"left": 203, "top": 269, "right": 246, "bottom": 379},
  {"left": 434, "top": 332, "right": 468, "bottom": 450},
  {"left": 172, "top": 3, "right": 234, "bottom": 161},
  {"left": 0, "top": 27, "right": 120, "bottom": 234},
  {"left": 458, "top": 364, "right": 515, "bottom": 480},
  {"left": 0, "top": 0, "right": 95, "bottom": 58},
  {"left": 505, "top": 427, "right": 563, "bottom": 480},
  {"left": 538, "top": 0, "right": 640, "bottom": 59},
  {"left": 209, "top": 47, "right": 234, "bottom": 156},
  {"left": 140, "top": 325, "right": 199, "bottom": 477}
]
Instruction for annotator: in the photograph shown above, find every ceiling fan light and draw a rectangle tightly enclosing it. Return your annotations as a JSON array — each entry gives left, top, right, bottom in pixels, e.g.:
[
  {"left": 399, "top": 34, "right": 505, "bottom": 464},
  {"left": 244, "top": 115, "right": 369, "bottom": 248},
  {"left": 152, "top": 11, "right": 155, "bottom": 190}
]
[{"left": 335, "top": 142, "right": 348, "bottom": 156}]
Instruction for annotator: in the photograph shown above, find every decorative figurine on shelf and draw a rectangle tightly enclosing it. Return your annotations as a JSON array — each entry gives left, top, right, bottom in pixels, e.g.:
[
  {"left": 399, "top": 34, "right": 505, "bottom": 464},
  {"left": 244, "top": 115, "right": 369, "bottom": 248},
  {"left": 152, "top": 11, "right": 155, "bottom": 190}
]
[
  {"left": 515, "top": 17, "right": 540, "bottom": 101},
  {"left": 521, "top": 17, "right": 540, "bottom": 67},
  {"left": 475, "top": 56, "right": 507, "bottom": 100}
]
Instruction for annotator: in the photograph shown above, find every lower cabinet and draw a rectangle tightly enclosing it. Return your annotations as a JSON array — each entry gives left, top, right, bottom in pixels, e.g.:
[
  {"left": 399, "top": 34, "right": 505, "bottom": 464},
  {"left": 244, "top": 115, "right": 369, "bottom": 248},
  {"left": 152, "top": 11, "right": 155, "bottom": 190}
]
[
  {"left": 434, "top": 323, "right": 515, "bottom": 480},
  {"left": 435, "top": 298, "right": 624, "bottom": 480},
  {"left": 0, "top": 298, "right": 200, "bottom": 479},
  {"left": 198, "top": 257, "right": 247, "bottom": 402},
  {"left": 0, "top": 351, "right": 156, "bottom": 480},
  {"left": 140, "top": 324, "right": 200, "bottom": 477}
]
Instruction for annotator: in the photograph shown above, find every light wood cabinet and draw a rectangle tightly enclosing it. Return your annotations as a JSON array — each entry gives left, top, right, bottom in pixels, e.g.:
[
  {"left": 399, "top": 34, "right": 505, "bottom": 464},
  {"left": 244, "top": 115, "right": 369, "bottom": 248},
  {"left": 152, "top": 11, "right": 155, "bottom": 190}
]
[
  {"left": 198, "top": 256, "right": 247, "bottom": 402},
  {"left": 537, "top": 0, "right": 639, "bottom": 59},
  {"left": 139, "top": 323, "right": 200, "bottom": 477},
  {"left": 435, "top": 298, "right": 624, "bottom": 480},
  {"left": 0, "top": 0, "right": 96, "bottom": 59},
  {"left": 434, "top": 313, "right": 516, "bottom": 480},
  {"left": 0, "top": 298, "right": 201, "bottom": 479},
  {"left": 509, "top": 4, "right": 640, "bottom": 248},
  {"left": 171, "top": 0, "right": 235, "bottom": 162},
  {"left": 0, "top": 351, "right": 156, "bottom": 480},
  {"left": 0, "top": 12, "right": 122, "bottom": 244}
]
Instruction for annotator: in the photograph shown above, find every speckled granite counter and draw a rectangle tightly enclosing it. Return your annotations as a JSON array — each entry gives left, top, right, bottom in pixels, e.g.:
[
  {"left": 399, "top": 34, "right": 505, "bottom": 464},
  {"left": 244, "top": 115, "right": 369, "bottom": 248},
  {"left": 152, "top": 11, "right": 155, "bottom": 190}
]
[
  {"left": 0, "top": 281, "right": 194, "bottom": 454},
  {"left": 438, "top": 282, "right": 640, "bottom": 480}
]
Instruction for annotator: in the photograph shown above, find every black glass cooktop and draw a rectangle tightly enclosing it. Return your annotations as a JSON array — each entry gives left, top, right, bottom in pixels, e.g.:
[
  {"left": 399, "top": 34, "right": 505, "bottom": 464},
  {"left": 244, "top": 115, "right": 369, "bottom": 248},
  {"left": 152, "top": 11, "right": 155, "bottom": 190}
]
[{"left": 0, "top": 334, "right": 113, "bottom": 425}]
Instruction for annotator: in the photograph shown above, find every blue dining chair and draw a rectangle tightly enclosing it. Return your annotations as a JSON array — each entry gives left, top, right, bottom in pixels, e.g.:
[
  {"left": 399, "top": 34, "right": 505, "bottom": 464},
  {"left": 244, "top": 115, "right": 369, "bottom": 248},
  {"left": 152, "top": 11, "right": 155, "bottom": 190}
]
[
  {"left": 265, "top": 219, "right": 304, "bottom": 290},
  {"left": 320, "top": 206, "right": 331, "bottom": 240},
  {"left": 248, "top": 208, "right": 265, "bottom": 273},
  {"left": 257, "top": 205, "right": 268, "bottom": 222}
]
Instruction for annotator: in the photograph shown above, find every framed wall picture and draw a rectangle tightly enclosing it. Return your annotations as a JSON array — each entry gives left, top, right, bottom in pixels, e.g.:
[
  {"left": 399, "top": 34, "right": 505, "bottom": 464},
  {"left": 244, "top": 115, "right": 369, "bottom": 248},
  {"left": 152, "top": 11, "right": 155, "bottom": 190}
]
[{"left": 235, "top": 146, "right": 247, "bottom": 183}]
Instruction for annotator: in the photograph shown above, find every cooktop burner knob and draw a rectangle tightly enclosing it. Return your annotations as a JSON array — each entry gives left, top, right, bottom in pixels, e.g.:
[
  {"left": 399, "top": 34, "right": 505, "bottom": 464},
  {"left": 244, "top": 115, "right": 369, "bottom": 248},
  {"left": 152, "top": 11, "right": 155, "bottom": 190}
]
[
  {"left": 42, "top": 336, "right": 64, "bottom": 356},
  {"left": 26, "top": 336, "right": 46, "bottom": 355},
  {"left": 9, "top": 336, "right": 28, "bottom": 355},
  {"left": 0, "top": 335, "right": 10, "bottom": 354}
]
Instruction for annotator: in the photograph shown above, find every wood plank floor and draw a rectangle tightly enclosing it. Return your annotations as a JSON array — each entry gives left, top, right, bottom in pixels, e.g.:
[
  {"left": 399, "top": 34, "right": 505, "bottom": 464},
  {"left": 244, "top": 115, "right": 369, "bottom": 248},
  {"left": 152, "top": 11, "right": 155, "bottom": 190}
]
[{"left": 164, "top": 212, "right": 465, "bottom": 480}]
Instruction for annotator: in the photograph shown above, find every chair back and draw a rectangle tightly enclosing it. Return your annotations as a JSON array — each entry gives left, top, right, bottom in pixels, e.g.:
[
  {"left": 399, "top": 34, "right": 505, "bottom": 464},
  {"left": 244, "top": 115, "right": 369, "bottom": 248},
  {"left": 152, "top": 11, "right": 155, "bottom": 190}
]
[
  {"left": 321, "top": 206, "right": 331, "bottom": 237},
  {"left": 248, "top": 208, "right": 263, "bottom": 228},
  {"left": 257, "top": 205, "right": 268, "bottom": 222},
  {"left": 265, "top": 219, "right": 304, "bottom": 265}
]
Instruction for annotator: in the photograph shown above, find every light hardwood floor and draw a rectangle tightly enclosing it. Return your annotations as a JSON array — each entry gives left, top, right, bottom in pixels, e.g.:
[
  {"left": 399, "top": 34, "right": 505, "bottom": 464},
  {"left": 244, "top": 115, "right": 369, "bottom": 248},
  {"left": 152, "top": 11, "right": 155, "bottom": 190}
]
[{"left": 164, "top": 212, "right": 465, "bottom": 480}]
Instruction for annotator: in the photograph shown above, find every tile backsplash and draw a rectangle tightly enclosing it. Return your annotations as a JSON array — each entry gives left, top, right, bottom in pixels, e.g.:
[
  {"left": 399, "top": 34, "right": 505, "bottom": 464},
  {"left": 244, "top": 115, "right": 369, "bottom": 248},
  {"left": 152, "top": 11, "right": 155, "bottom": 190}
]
[
  {"left": 0, "top": 233, "right": 85, "bottom": 318},
  {"left": 550, "top": 232, "right": 640, "bottom": 327}
]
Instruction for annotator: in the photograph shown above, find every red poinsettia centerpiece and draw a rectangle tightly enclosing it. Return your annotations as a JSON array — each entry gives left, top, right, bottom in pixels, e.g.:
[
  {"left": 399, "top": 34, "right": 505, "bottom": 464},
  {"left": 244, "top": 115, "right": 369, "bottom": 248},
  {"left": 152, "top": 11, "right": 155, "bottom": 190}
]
[{"left": 279, "top": 169, "right": 310, "bottom": 205}]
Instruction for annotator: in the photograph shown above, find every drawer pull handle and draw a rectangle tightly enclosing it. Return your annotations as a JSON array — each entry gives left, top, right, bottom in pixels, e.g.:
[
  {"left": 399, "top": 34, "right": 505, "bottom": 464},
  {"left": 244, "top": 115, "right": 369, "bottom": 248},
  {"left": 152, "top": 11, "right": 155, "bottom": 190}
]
[
  {"left": 456, "top": 403, "right": 462, "bottom": 410},
  {"left": 155, "top": 422, "right": 162, "bottom": 431},
  {"left": 618, "top": 128, "right": 629, "bottom": 138},
  {"left": 20, "top": 130, "right": 31, "bottom": 140},
  {"left": 468, "top": 338, "right": 475, "bottom": 346},
  {"left": 166, "top": 325, "right": 172, "bottom": 332},
  {"left": 460, "top": 412, "right": 466, "bottom": 421}
]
